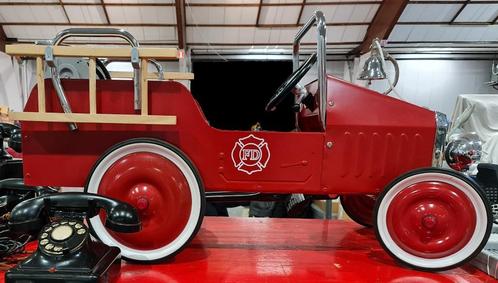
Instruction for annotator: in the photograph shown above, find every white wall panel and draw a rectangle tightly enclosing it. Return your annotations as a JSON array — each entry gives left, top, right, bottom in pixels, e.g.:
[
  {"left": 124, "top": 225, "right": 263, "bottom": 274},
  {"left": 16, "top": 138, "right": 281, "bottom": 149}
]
[
  {"left": 0, "top": 0, "right": 57, "bottom": 2},
  {"left": 368, "top": 60, "right": 496, "bottom": 117},
  {"left": 259, "top": 6, "right": 300, "bottom": 25},
  {"left": 399, "top": 4, "right": 462, "bottom": 22},
  {"left": 454, "top": 4, "right": 498, "bottom": 22},
  {"left": 3, "top": 25, "right": 63, "bottom": 40},
  {"left": 64, "top": 5, "right": 107, "bottom": 24},
  {"left": 61, "top": 0, "right": 100, "bottom": 3},
  {"left": 186, "top": 7, "right": 258, "bottom": 25},
  {"left": 4, "top": 25, "right": 176, "bottom": 43},
  {"left": 106, "top": 6, "right": 176, "bottom": 24},
  {"left": 187, "top": 25, "right": 365, "bottom": 44},
  {"left": 300, "top": 4, "right": 378, "bottom": 23},
  {"left": 0, "top": 53, "right": 23, "bottom": 112},
  {"left": 307, "top": 0, "right": 379, "bottom": 2},
  {"left": 186, "top": 0, "right": 257, "bottom": 3},
  {"left": 104, "top": 0, "right": 174, "bottom": 3},
  {"left": 263, "top": 0, "right": 301, "bottom": 3},
  {"left": 0, "top": 5, "right": 68, "bottom": 23},
  {"left": 389, "top": 25, "right": 498, "bottom": 42}
]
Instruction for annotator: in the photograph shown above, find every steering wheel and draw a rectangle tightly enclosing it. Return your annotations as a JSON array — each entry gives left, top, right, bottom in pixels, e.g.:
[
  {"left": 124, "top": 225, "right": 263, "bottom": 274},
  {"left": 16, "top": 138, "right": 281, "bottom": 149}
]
[
  {"left": 265, "top": 52, "right": 317, "bottom": 112},
  {"left": 96, "top": 59, "right": 111, "bottom": 80}
]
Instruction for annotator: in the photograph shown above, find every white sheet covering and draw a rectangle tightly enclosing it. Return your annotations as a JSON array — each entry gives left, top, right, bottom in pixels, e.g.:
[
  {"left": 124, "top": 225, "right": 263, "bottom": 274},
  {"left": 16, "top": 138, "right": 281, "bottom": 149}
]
[
  {"left": 451, "top": 94, "right": 498, "bottom": 163},
  {"left": 451, "top": 95, "right": 498, "bottom": 142}
]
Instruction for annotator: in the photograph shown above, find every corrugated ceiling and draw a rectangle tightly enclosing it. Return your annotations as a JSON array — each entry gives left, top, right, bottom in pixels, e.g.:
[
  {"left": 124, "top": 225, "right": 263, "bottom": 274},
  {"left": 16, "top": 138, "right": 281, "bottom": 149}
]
[{"left": 0, "top": 0, "right": 498, "bottom": 52}]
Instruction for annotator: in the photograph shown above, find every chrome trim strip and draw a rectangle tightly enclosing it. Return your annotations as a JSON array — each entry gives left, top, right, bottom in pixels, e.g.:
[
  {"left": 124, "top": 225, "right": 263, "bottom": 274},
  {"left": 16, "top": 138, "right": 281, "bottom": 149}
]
[{"left": 433, "top": 111, "right": 449, "bottom": 167}]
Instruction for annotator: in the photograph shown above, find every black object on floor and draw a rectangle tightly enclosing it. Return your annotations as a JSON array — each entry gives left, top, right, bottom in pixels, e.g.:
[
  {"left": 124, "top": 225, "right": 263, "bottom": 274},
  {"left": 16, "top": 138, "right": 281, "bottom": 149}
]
[{"left": 5, "top": 192, "right": 141, "bottom": 283}]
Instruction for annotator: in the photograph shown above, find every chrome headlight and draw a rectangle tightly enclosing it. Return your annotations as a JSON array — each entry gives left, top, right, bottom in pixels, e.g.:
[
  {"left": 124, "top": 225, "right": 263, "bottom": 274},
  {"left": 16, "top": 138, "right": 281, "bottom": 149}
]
[
  {"left": 444, "top": 133, "right": 482, "bottom": 172},
  {"left": 433, "top": 112, "right": 449, "bottom": 167}
]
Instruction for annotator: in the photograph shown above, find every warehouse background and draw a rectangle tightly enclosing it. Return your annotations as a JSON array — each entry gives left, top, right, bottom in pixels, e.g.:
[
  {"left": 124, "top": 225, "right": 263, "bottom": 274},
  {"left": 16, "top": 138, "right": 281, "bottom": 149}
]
[{"left": 0, "top": 0, "right": 498, "bottom": 119}]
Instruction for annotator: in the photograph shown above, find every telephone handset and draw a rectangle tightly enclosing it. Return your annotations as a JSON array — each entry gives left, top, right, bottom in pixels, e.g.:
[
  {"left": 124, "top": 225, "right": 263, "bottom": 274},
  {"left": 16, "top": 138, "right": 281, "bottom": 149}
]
[
  {"left": 6, "top": 192, "right": 141, "bottom": 283},
  {"left": 9, "top": 192, "right": 141, "bottom": 233},
  {"left": 0, "top": 123, "right": 21, "bottom": 159}
]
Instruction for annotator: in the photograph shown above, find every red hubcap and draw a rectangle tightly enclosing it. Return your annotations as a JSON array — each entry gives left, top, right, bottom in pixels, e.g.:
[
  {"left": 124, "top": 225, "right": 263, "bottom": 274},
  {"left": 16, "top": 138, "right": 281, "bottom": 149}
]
[
  {"left": 386, "top": 181, "right": 476, "bottom": 259},
  {"left": 98, "top": 152, "right": 192, "bottom": 250}
]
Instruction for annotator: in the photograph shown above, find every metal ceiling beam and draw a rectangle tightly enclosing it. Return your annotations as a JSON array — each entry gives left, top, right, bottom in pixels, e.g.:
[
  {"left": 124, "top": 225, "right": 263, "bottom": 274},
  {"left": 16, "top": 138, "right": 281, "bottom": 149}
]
[
  {"left": 0, "top": 1, "right": 384, "bottom": 7},
  {"left": 398, "top": 21, "right": 498, "bottom": 26},
  {"left": 9, "top": 21, "right": 498, "bottom": 27},
  {"left": 175, "top": 0, "right": 186, "bottom": 50},
  {"left": 0, "top": 26, "right": 5, "bottom": 53},
  {"left": 410, "top": 0, "right": 496, "bottom": 3},
  {"left": 100, "top": 0, "right": 111, "bottom": 24},
  {"left": 353, "top": 0, "right": 409, "bottom": 55},
  {"left": 1, "top": 23, "right": 177, "bottom": 27},
  {"left": 493, "top": 14, "right": 498, "bottom": 24},
  {"left": 296, "top": 0, "right": 306, "bottom": 25},
  {"left": 0, "top": 22, "right": 370, "bottom": 27},
  {"left": 256, "top": 0, "right": 263, "bottom": 26},
  {"left": 58, "top": 0, "right": 71, "bottom": 24},
  {"left": 449, "top": 0, "right": 469, "bottom": 23}
]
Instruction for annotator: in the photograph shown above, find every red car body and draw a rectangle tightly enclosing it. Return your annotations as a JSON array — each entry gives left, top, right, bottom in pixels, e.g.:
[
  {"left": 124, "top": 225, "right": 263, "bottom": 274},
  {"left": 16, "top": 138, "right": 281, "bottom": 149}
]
[{"left": 21, "top": 75, "right": 436, "bottom": 196}]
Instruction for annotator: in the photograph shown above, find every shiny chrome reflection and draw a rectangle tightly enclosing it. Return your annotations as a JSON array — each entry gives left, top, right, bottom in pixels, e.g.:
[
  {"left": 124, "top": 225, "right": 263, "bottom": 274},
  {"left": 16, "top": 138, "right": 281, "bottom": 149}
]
[
  {"left": 444, "top": 132, "right": 482, "bottom": 172},
  {"left": 433, "top": 112, "right": 449, "bottom": 167}
]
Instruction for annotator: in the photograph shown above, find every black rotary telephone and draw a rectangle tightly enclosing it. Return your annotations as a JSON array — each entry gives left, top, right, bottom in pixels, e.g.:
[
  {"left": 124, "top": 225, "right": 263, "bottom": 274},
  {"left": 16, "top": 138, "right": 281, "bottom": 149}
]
[{"left": 5, "top": 192, "right": 141, "bottom": 283}]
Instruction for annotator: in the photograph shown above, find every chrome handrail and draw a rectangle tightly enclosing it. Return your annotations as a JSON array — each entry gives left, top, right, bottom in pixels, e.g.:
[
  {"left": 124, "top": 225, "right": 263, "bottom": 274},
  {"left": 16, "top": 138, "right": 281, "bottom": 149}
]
[
  {"left": 148, "top": 59, "right": 164, "bottom": 80},
  {"left": 292, "top": 11, "right": 327, "bottom": 128},
  {"left": 51, "top": 28, "right": 142, "bottom": 110},
  {"left": 41, "top": 29, "right": 143, "bottom": 130},
  {"left": 51, "top": 28, "right": 139, "bottom": 47}
]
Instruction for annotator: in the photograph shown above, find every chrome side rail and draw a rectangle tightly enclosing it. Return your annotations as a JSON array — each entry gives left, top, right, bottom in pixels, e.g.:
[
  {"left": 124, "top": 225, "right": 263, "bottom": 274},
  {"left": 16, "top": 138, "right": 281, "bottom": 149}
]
[
  {"left": 292, "top": 11, "right": 327, "bottom": 128},
  {"left": 40, "top": 28, "right": 143, "bottom": 130},
  {"left": 148, "top": 59, "right": 164, "bottom": 80},
  {"left": 51, "top": 28, "right": 139, "bottom": 47}
]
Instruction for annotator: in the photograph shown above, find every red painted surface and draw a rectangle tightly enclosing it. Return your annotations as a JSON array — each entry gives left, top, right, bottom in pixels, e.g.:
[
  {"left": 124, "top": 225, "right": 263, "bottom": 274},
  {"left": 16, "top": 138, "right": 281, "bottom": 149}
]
[
  {"left": 98, "top": 152, "right": 192, "bottom": 250},
  {"left": 6, "top": 148, "right": 21, "bottom": 159},
  {"left": 304, "top": 77, "right": 436, "bottom": 194},
  {"left": 386, "top": 182, "right": 476, "bottom": 259},
  {"left": 21, "top": 79, "right": 324, "bottom": 194},
  {"left": 2, "top": 217, "right": 492, "bottom": 283},
  {"left": 21, "top": 76, "right": 435, "bottom": 195}
]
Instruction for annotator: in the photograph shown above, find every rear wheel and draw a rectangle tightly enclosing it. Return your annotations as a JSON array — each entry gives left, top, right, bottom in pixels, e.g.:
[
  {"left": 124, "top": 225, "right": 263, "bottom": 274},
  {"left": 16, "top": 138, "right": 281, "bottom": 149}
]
[
  {"left": 374, "top": 168, "right": 492, "bottom": 271},
  {"left": 85, "top": 138, "right": 205, "bottom": 262},
  {"left": 340, "top": 194, "right": 376, "bottom": 227}
]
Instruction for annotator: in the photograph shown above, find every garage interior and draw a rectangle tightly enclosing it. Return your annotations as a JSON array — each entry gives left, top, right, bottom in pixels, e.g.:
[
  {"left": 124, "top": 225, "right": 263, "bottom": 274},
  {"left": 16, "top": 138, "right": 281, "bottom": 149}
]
[{"left": 0, "top": 0, "right": 497, "bottom": 282}]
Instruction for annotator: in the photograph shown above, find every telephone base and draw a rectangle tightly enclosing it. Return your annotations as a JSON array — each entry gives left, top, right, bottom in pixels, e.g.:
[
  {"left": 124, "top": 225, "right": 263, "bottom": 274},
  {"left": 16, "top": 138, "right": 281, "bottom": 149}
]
[{"left": 5, "top": 242, "right": 121, "bottom": 283}]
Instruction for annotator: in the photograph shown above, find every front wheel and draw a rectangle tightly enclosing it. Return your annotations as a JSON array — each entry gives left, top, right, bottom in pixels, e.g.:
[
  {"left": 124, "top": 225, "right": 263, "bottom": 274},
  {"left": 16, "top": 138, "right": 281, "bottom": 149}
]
[
  {"left": 85, "top": 138, "right": 205, "bottom": 262},
  {"left": 374, "top": 168, "right": 492, "bottom": 271}
]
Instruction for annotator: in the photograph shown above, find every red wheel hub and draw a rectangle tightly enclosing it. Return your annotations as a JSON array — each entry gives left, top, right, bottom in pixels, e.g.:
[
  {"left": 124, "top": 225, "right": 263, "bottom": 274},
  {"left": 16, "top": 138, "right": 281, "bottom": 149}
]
[
  {"left": 386, "top": 181, "right": 476, "bottom": 259},
  {"left": 98, "top": 152, "right": 192, "bottom": 250}
]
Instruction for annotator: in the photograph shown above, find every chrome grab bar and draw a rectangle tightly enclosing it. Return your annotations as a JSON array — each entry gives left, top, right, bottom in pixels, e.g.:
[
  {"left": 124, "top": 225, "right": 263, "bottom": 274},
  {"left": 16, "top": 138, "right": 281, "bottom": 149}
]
[
  {"left": 292, "top": 11, "right": 327, "bottom": 128},
  {"left": 40, "top": 28, "right": 143, "bottom": 130},
  {"left": 148, "top": 59, "right": 164, "bottom": 80},
  {"left": 51, "top": 28, "right": 139, "bottom": 47}
]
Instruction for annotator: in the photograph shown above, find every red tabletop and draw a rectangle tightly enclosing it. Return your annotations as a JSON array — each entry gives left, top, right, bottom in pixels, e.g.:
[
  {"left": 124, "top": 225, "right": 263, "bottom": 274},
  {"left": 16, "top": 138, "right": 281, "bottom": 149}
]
[{"left": 2, "top": 217, "right": 496, "bottom": 283}]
